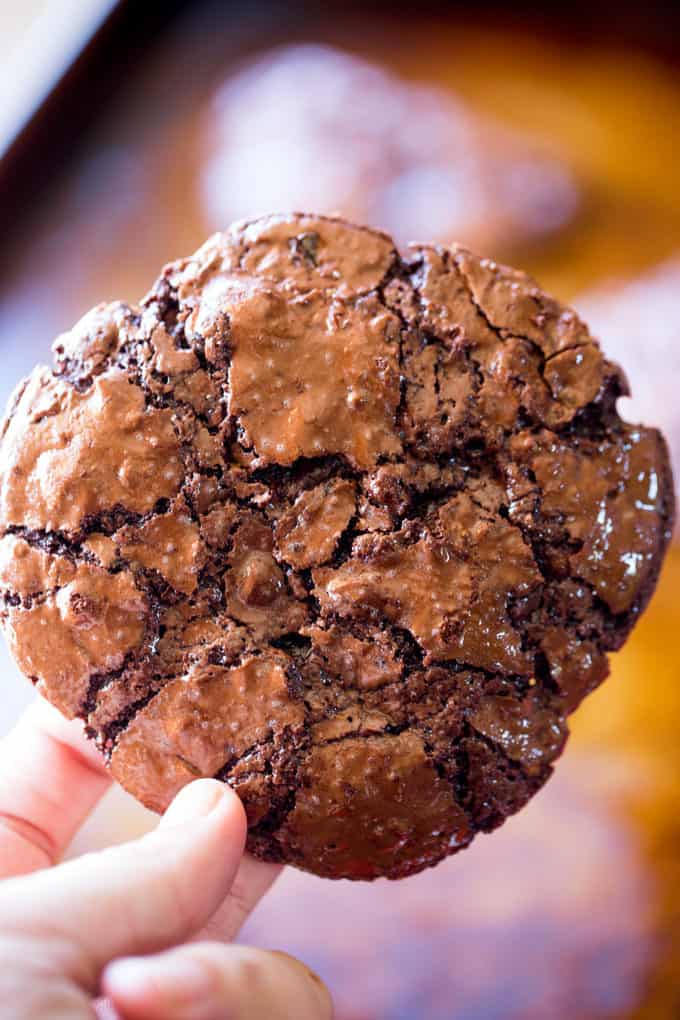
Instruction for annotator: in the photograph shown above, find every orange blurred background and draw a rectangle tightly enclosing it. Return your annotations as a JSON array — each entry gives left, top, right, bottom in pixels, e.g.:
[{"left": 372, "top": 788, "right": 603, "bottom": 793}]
[{"left": 1, "top": 3, "right": 680, "bottom": 1018}]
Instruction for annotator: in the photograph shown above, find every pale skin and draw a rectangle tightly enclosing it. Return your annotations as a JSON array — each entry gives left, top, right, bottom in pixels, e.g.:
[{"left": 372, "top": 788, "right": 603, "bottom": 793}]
[{"left": 0, "top": 699, "right": 333, "bottom": 1019}]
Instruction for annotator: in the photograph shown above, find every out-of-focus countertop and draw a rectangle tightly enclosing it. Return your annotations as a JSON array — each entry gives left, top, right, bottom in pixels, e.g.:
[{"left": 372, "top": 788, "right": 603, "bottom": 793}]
[{"left": 1, "top": 7, "right": 679, "bottom": 1019}]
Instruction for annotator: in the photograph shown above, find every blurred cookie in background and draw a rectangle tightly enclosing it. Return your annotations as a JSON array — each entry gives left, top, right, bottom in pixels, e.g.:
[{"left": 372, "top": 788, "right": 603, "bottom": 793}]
[
  {"left": 200, "top": 44, "right": 581, "bottom": 255},
  {"left": 578, "top": 259, "right": 680, "bottom": 517}
]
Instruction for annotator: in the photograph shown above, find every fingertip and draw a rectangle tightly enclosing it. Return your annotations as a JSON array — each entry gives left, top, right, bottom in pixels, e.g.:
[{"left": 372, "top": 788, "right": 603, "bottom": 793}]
[
  {"left": 104, "top": 945, "right": 334, "bottom": 1020},
  {"left": 270, "top": 951, "right": 334, "bottom": 1018},
  {"left": 159, "top": 779, "right": 223, "bottom": 826},
  {"left": 160, "top": 779, "right": 246, "bottom": 836}
]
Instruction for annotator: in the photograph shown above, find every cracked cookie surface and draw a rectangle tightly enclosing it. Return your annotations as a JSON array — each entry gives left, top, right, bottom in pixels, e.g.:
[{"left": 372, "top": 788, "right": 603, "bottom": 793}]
[{"left": 0, "top": 214, "right": 673, "bottom": 880}]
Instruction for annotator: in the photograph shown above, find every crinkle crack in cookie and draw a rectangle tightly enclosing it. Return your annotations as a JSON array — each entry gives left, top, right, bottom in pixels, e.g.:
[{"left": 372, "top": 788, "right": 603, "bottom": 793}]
[{"left": 0, "top": 214, "right": 673, "bottom": 880}]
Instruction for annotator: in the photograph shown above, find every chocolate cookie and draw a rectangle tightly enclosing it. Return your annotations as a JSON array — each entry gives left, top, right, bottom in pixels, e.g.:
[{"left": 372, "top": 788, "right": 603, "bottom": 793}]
[
  {"left": 0, "top": 214, "right": 672, "bottom": 880},
  {"left": 201, "top": 45, "right": 580, "bottom": 256}
]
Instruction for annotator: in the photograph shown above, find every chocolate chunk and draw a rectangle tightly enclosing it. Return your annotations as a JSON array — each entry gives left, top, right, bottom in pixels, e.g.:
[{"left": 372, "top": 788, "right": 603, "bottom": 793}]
[{"left": 274, "top": 478, "right": 356, "bottom": 569}]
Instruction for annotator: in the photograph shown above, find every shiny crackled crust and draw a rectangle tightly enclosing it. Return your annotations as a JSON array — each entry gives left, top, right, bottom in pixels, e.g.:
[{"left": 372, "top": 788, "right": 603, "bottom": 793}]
[{"left": 0, "top": 214, "right": 673, "bottom": 881}]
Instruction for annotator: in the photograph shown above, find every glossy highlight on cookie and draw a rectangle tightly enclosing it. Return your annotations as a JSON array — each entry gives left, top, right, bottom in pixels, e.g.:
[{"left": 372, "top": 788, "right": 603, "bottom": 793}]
[{"left": 0, "top": 214, "right": 673, "bottom": 880}]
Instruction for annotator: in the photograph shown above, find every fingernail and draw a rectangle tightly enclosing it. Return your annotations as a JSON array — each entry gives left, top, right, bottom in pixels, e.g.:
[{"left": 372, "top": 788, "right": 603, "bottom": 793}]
[
  {"left": 271, "top": 951, "right": 333, "bottom": 1013},
  {"left": 160, "top": 779, "right": 226, "bottom": 828}
]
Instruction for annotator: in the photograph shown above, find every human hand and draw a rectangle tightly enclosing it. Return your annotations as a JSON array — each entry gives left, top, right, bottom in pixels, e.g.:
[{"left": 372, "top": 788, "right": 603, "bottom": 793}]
[{"left": 0, "top": 699, "right": 332, "bottom": 1019}]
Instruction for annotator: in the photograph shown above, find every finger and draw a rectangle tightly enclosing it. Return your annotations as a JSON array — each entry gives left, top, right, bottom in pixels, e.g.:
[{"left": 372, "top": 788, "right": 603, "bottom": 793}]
[
  {"left": 104, "top": 943, "right": 333, "bottom": 1020},
  {"left": 0, "top": 696, "right": 279, "bottom": 933},
  {"left": 0, "top": 698, "right": 110, "bottom": 877},
  {"left": 0, "top": 779, "right": 247, "bottom": 993},
  {"left": 198, "top": 853, "right": 282, "bottom": 942}
]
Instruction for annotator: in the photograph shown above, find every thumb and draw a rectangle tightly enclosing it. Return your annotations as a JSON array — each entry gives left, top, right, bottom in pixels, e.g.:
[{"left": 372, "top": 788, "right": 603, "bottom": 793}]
[
  {"left": 0, "top": 779, "right": 246, "bottom": 993},
  {"left": 104, "top": 944, "right": 333, "bottom": 1020}
]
